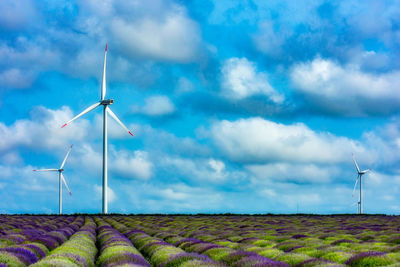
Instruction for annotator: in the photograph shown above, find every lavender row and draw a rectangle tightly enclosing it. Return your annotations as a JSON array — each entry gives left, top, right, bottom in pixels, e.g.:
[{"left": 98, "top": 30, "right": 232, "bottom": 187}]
[
  {"left": 114, "top": 216, "right": 400, "bottom": 267},
  {"left": 94, "top": 217, "right": 150, "bottom": 267},
  {"left": 0, "top": 216, "right": 83, "bottom": 247},
  {"left": 0, "top": 216, "right": 85, "bottom": 266},
  {"left": 31, "top": 216, "right": 97, "bottom": 266},
  {"left": 103, "top": 217, "right": 222, "bottom": 267},
  {"left": 114, "top": 216, "right": 293, "bottom": 267},
  {"left": 109, "top": 217, "right": 294, "bottom": 266}
]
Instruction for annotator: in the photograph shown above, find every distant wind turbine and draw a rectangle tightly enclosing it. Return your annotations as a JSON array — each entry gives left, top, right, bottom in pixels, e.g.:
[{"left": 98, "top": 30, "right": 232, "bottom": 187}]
[
  {"left": 61, "top": 44, "right": 133, "bottom": 214},
  {"left": 351, "top": 153, "right": 370, "bottom": 214},
  {"left": 33, "top": 145, "right": 73, "bottom": 215}
]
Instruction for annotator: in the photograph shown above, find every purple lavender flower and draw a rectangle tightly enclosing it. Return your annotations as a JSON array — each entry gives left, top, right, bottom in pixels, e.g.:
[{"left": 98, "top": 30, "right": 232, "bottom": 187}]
[
  {"left": 331, "top": 239, "right": 354, "bottom": 245},
  {"left": 292, "top": 234, "right": 308, "bottom": 239},
  {"left": 294, "top": 258, "right": 335, "bottom": 267},
  {"left": 345, "top": 251, "right": 386, "bottom": 265},
  {"left": 23, "top": 243, "right": 47, "bottom": 259},
  {"left": 100, "top": 252, "right": 150, "bottom": 267},
  {"left": 160, "top": 252, "right": 219, "bottom": 267},
  {"left": 0, "top": 247, "right": 38, "bottom": 265},
  {"left": 232, "top": 255, "right": 291, "bottom": 267}
]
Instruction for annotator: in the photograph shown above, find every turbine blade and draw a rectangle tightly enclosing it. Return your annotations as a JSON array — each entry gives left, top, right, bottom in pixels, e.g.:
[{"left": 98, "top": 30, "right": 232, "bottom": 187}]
[
  {"left": 107, "top": 108, "right": 133, "bottom": 136},
  {"left": 61, "top": 102, "right": 101, "bottom": 128},
  {"left": 60, "top": 144, "right": 73, "bottom": 169},
  {"left": 101, "top": 44, "right": 107, "bottom": 100},
  {"left": 352, "top": 176, "right": 359, "bottom": 197},
  {"left": 60, "top": 173, "right": 72, "bottom": 196},
  {"left": 352, "top": 153, "right": 361, "bottom": 173},
  {"left": 33, "top": 169, "right": 58, "bottom": 172}
]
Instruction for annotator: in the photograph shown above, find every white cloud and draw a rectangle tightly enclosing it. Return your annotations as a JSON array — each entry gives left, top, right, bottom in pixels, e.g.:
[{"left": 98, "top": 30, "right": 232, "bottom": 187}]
[
  {"left": 0, "top": 151, "right": 22, "bottom": 165},
  {"left": 76, "top": 0, "right": 202, "bottom": 63},
  {"left": 221, "top": 57, "right": 284, "bottom": 103},
  {"left": 94, "top": 185, "right": 116, "bottom": 203},
  {"left": 0, "top": 106, "right": 89, "bottom": 152},
  {"left": 141, "top": 183, "right": 224, "bottom": 212},
  {"left": 210, "top": 117, "right": 366, "bottom": 164},
  {"left": 110, "top": 7, "right": 201, "bottom": 62},
  {"left": 161, "top": 156, "right": 231, "bottom": 183},
  {"left": 160, "top": 188, "right": 189, "bottom": 200},
  {"left": 0, "top": 0, "right": 38, "bottom": 30},
  {"left": 111, "top": 150, "right": 153, "bottom": 180},
  {"left": 290, "top": 57, "right": 400, "bottom": 115},
  {"left": 247, "top": 163, "right": 339, "bottom": 183},
  {"left": 0, "top": 39, "right": 60, "bottom": 89},
  {"left": 0, "top": 68, "right": 35, "bottom": 89},
  {"left": 70, "top": 143, "right": 153, "bottom": 180},
  {"left": 0, "top": 0, "right": 204, "bottom": 89},
  {"left": 253, "top": 21, "right": 292, "bottom": 57},
  {"left": 133, "top": 95, "right": 175, "bottom": 116},
  {"left": 208, "top": 158, "right": 225, "bottom": 174}
]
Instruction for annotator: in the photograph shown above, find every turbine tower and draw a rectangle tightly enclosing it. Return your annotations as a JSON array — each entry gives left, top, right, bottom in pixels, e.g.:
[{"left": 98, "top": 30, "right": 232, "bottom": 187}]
[
  {"left": 61, "top": 44, "right": 133, "bottom": 214},
  {"left": 352, "top": 153, "right": 370, "bottom": 214},
  {"left": 33, "top": 145, "right": 73, "bottom": 215}
]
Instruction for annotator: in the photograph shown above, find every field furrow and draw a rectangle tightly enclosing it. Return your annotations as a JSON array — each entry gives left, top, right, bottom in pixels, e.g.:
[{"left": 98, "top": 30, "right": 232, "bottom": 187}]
[{"left": 1, "top": 215, "right": 400, "bottom": 266}]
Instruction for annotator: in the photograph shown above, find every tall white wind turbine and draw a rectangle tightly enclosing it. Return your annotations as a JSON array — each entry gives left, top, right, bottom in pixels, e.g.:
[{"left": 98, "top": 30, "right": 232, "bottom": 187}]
[
  {"left": 61, "top": 44, "right": 133, "bottom": 214},
  {"left": 33, "top": 145, "right": 73, "bottom": 215},
  {"left": 351, "top": 153, "right": 370, "bottom": 214}
]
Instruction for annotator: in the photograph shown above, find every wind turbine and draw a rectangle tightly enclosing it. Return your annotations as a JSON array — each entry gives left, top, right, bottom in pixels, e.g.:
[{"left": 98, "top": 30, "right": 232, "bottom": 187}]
[
  {"left": 61, "top": 44, "right": 133, "bottom": 214},
  {"left": 351, "top": 153, "right": 370, "bottom": 214},
  {"left": 33, "top": 145, "right": 73, "bottom": 215}
]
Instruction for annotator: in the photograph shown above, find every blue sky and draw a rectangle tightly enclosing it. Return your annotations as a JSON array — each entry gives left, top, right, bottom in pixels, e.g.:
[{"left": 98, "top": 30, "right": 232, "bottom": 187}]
[{"left": 1, "top": 0, "right": 400, "bottom": 214}]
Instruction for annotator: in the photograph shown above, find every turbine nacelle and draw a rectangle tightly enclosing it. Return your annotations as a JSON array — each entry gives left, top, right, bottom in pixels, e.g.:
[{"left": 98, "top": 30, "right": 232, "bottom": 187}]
[
  {"left": 58, "top": 169, "right": 64, "bottom": 172},
  {"left": 359, "top": 169, "right": 370, "bottom": 175},
  {"left": 101, "top": 99, "right": 114, "bottom": 105}
]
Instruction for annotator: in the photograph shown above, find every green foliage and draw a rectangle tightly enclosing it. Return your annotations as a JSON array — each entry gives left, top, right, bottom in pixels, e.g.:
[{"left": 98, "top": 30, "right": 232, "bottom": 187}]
[
  {"left": 321, "top": 251, "right": 354, "bottom": 263},
  {"left": 204, "top": 247, "right": 234, "bottom": 261},
  {"left": 0, "top": 252, "right": 25, "bottom": 267},
  {"left": 96, "top": 245, "right": 140, "bottom": 266},
  {"left": 348, "top": 255, "right": 395, "bottom": 267},
  {"left": 274, "top": 252, "right": 311, "bottom": 265},
  {"left": 32, "top": 258, "right": 80, "bottom": 267},
  {"left": 150, "top": 246, "right": 184, "bottom": 265}
]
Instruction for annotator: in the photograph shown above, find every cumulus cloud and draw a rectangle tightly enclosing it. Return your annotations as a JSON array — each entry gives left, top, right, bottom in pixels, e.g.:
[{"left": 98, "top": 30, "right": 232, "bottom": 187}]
[
  {"left": 94, "top": 185, "right": 116, "bottom": 203},
  {"left": 132, "top": 95, "right": 175, "bottom": 116},
  {"left": 161, "top": 156, "right": 229, "bottom": 183},
  {"left": 68, "top": 143, "right": 153, "bottom": 180},
  {"left": 0, "top": 106, "right": 89, "bottom": 153},
  {"left": 0, "top": 39, "right": 60, "bottom": 89},
  {"left": 221, "top": 57, "right": 284, "bottom": 103},
  {"left": 142, "top": 183, "right": 224, "bottom": 212},
  {"left": 0, "top": 68, "right": 36, "bottom": 89},
  {"left": 110, "top": 8, "right": 201, "bottom": 62},
  {"left": 78, "top": 0, "right": 202, "bottom": 63},
  {"left": 290, "top": 57, "right": 400, "bottom": 115},
  {"left": 111, "top": 150, "right": 153, "bottom": 180},
  {"left": 247, "top": 163, "right": 340, "bottom": 184},
  {"left": 252, "top": 21, "right": 292, "bottom": 58},
  {"left": 0, "top": 0, "right": 38, "bottom": 31},
  {"left": 210, "top": 117, "right": 366, "bottom": 164},
  {"left": 0, "top": 0, "right": 204, "bottom": 89}
]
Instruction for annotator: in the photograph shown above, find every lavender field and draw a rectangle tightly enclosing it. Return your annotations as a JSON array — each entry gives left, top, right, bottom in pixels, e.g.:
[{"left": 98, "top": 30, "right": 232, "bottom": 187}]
[{"left": 0, "top": 215, "right": 400, "bottom": 266}]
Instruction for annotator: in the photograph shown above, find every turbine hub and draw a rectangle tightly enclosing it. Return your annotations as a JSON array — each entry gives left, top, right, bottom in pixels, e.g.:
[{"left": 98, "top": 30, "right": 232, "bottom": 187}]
[
  {"left": 59, "top": 169, "right": 64, "bottom": 172},
  {"left": 101, "top": 99, "right": 114, "bottom": 105}
]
